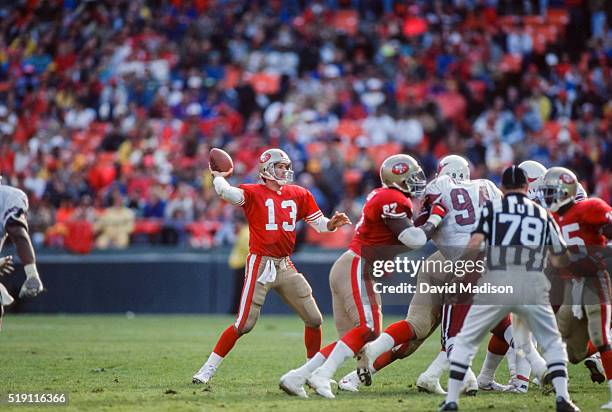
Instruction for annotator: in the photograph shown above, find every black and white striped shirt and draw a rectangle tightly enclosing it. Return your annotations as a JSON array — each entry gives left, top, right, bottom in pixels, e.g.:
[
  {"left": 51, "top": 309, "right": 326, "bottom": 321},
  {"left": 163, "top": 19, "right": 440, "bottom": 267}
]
[{"left": 473, "top": 193, "right": 566, "bottom": 271}]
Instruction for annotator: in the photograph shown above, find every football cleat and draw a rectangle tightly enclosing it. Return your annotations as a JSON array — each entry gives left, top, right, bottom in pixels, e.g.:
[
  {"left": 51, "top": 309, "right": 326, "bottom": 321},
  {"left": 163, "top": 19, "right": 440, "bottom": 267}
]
[
  {"left": 279, "top": 369, "right": 308, "bottom": 398},
  {"left": 192, "top": 363, "right": 217, "bottom": 384},
  {"left": 306, "top": 371, "right": 335, "bottom": 399},
  {"left": 584, "top": 355, "right": 606, "bottom": 384},
  {"left": 461, "top": 368, "right": 478, "bottom": 396},
  {"left": 478, "top": 379, "right": 512, "bottom": 392},
  {"left": 439, "top": 401, "right": 459, "bottom": 411},
  {"left": 556, "top": 396, "right": 580, "bottom": 412},
  {"left": 356, "top": 349, "right": 374, "bottom": 386},
  {"left": 338, "top": 371, "right": 360, "bottom": 392},
  {"left": 417, "top": 372, "right": 446, "bottom": 395},
  {"left": 504, "top": 377, "right": 529, "bottom": 393}
]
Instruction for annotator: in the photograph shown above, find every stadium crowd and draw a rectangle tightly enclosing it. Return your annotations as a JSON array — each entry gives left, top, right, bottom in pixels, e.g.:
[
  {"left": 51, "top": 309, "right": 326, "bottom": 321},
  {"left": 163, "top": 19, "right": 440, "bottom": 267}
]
[{"left": 0, "top": 0, "right": 610, "bottom": 252}]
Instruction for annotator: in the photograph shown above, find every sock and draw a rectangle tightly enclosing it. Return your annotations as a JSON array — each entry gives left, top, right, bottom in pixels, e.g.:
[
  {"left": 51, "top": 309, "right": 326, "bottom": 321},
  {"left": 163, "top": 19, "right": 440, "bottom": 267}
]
[
  {"left": 367, "top": 332, "right": 396, "bottom": 361},
  {"left": 316, "top": 340, "right": 355, "bottom": 379},
  {"left": 213, "top": 325, "right": 241, "bottom": 358},
  {"left": 304, "top": 326, "right": 322, "bottom": 359},
  {"left": 479, "top": 352, "right": 504, "bottom": 383},
  {"left": 385, "top": 320, "right": 415, "bottom": 345},
  {"left": 372, "top": 350, "right": 394, "bottom": 372},
  {"left": 586, "top": 340, "right": 597, "bottom": 357},
  {"left": 600, "top": 348, "right": 612, "bottom": 380},
  {"left": 424, "top": 350, "right": 450, "bottom": 379},
  {"left": 205, "top": 352, "right": 223, "bottom": 368},
  {"left": 320, "top": 342, "right": 337, "bottom": 358},
  {"left": 608, "top": 380, "right": 612, "bottom": 397},
  {"left": 506, "top": 346, "right": 517, "bottom": 379},
  {"left": 547, "top": 362, "right": 570, "bottom": 400},
  {"left": 294, "top": 344, "right": 336, "bottom": 377},
  {"left": 372, "top": 342, "right": 411, "bottom": 371},
  {"left": 341, "top": 325, "right": 372, "bottom": 353},
  {"left": 515, "top": 352, "right": 531, "bottom": 389},
  {"left": 447, "top": 360, "right": 469, "bottom": 404}
]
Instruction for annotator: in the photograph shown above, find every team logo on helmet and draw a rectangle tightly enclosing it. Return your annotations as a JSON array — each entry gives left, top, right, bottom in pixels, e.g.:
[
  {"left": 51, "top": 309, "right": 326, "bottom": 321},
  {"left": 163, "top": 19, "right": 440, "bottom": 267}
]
[
  {"left": 437, "top": 162, "right": 446, "bottom": 173},
  {"left": 260, "top": 152, "right": 271, "bottom": 163},
  {"left": 392, "top": 162, "right": 409, "bottom": 175},
  {"left": 560, "top": 173, "right": 574, "bottom": 184}
]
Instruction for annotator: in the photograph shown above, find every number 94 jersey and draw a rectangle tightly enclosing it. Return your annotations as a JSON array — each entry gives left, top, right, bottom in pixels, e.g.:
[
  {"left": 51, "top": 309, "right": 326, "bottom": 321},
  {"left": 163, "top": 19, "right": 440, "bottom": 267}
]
[
  {"left": 422, "top": 175, "right": 502, "bottom": 252},
  {"left": 239, "top": 183, "right": 322, "bottom": 258}
]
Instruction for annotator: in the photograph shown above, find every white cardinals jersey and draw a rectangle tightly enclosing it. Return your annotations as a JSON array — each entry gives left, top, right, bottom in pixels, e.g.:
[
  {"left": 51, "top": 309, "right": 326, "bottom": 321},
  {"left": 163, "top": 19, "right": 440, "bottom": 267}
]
[
  {"left": 575, "top": 182, "right": 587, "bottom": 202},
  {"left": 422, "top": 175, "right": 502, "bottom": 258},
  {"left": 0, "top": 185, "right": 29, "bottom": 251}
]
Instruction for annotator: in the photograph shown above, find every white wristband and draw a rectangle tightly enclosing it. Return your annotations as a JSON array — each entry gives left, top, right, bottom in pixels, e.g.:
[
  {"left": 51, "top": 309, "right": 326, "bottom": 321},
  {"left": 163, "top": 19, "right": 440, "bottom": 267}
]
[
  {"left": 24, "top": 263, "right": 40, "bottom": 280},
  {"left": 426, "top": 214, "right": 443, "bottom": 227}
]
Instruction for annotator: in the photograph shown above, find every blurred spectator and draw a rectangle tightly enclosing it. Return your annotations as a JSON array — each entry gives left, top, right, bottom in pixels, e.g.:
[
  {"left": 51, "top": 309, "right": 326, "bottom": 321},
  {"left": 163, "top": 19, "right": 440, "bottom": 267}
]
[
  {"left": 94, "top": 193, "right": 135, "bottom": 249},
  {"left": 0, "top": 0, "right": 608, "bottom": 252}
]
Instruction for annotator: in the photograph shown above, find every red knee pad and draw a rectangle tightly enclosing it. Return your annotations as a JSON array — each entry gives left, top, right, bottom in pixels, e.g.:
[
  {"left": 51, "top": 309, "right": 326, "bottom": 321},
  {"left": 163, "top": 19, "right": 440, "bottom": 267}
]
[
  {"left": 487, "top": 334, "right": 509, "bottom": 356},
  {"left": 491, "top": 315, "right": 511, "bottom": 340}
]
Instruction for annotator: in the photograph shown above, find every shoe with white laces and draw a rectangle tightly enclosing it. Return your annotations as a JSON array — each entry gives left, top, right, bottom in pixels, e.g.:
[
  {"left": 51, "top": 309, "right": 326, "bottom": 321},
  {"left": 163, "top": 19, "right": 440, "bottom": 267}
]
[
  {"left": 307, "top": 370, "right": 335, "bottom": 399},
  {"left": 417, "top": 372, "right": 446, "bottom": 395},
  {"left": 279, "top": 369, "right": 309, "bottom": 398},
  {"left": 338, "top": 371, "right": 360, "bottom": 392},
  {"left": 584, "top": 355, "right": 606, "bottom": 384},
  {"left": 192, "top": 363, "right": 217, "bottom": 384}
]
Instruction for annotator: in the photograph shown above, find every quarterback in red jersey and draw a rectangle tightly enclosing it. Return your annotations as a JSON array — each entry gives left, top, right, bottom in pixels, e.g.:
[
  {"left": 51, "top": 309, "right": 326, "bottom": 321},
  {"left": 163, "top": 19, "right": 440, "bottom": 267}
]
[
  {"left": 541, "top": 167, "right": 612, "bottom": 409},
  {"left": 279, "top": 154, "right": 446, "bottom": 399},
  {"left": 192, "top": 148, "right": 351, "bottom": 385}
]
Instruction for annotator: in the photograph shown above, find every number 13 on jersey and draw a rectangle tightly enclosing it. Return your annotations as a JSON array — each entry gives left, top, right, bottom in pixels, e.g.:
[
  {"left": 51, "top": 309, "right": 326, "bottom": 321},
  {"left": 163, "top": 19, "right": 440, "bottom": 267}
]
[{"left": 265, "top": 199, "right": 297, "bottom": 231}]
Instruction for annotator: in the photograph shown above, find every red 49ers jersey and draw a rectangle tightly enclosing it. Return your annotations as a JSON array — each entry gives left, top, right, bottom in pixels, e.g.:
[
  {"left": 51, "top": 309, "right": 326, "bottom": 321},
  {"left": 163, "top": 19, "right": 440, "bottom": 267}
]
[
  {"left": 349, "top": 187, "right": 413, "bottom": 255},
  {"left": 239, "top": 183, "right": 322, "bottom": 257},
  {"left": 552, "top": 198, "right": 612, "bottom": 247}
]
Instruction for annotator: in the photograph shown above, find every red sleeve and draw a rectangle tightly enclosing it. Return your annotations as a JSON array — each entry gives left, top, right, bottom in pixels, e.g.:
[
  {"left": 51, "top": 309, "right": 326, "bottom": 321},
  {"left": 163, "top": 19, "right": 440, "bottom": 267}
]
[
  {"left": 379, "top": 190, "right": 413, "bottom": 220},
  {"left": 301, "top": 188, "right": 323, "bottom": 222},
  {"left": 582, "top": 198, "right": 612, "bottom": 226}
]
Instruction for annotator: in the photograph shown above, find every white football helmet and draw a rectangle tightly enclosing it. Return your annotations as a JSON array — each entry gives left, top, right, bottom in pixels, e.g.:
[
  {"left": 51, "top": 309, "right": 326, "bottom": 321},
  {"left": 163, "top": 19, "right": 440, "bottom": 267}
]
[
  {"left": 518, "top": 160, "right": 547, "bottom": 201},
  {"left": 258, "top": 148, "right": 294, "bottom": 186},
  {"left": 437, "top": 155, "right": 470, "bottom": 182}
]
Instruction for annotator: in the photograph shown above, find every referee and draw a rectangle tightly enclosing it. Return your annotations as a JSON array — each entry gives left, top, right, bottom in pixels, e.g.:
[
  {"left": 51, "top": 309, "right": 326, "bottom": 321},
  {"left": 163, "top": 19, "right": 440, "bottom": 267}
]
[{"left": 439, "top": 166, "right": 580, "bottom": 412}]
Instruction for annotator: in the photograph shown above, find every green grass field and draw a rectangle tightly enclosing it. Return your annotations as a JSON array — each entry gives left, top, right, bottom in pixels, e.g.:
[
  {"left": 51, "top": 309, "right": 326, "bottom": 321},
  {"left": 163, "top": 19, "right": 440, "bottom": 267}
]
[{"left": 0, "top": 314, "right": 607, "bottom": 411}]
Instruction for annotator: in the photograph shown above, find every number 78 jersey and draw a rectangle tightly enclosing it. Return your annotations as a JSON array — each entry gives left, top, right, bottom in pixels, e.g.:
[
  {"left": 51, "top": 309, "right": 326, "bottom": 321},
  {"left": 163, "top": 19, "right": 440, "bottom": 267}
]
[
  {"left": 423, "top": 175, "right": 502, "bottom": 253},
  {"left": 239, "top": 183, "right": 323, "bottom": 258}
]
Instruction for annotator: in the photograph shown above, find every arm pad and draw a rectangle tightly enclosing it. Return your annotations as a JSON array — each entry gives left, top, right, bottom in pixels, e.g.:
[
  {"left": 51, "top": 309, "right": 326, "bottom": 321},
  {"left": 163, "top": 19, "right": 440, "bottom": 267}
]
[
  {"left": 398, "top": 226, "right": 427, "bottom": 249},
  {"left": 213, "top": 177, "right": 245, "bottom": 206}
]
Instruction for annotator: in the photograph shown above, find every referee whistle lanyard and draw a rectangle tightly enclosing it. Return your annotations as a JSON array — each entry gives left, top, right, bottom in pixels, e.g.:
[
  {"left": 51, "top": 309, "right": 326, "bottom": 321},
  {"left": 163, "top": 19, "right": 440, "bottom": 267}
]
[{"left": 257, "top": 259, "right": 278, "bottom": 284}]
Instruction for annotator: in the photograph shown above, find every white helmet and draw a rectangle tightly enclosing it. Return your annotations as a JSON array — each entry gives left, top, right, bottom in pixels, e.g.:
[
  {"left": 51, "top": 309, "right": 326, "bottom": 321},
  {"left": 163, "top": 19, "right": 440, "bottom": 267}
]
[
  {"left": 437, "top": 155, "right": 470, "bottom": 182},
  {"left": 258, "top": 148, "right": 294, "bottom": 186},
  {"left": 518, "top": 160, "right": 547, "bottom": 201}
]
